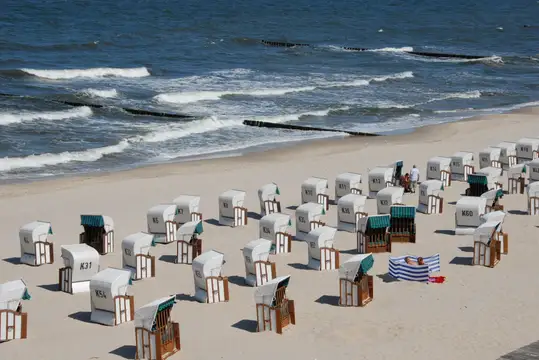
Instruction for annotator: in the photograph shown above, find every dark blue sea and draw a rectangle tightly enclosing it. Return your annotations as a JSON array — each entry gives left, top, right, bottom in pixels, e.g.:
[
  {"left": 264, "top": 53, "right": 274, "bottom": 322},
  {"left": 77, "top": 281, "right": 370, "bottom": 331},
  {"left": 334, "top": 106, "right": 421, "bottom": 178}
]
[{"left": 1, "top": 0, "right": 538, "bottom": 181}]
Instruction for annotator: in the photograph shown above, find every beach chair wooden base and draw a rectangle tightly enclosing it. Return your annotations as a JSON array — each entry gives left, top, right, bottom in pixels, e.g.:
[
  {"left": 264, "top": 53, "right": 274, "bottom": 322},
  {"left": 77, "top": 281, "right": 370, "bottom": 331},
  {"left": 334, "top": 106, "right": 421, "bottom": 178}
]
[
  {"left": 310, "top": 220, "right": 326, "bottom": 231},
  {"left": 441, "top": 170, "right": 452, "bottom": 187},
  {"left": 133, "top": 254, "right": 156, "bottom": 280},
  {"left": 357, "top": 232, "right": 391, "bottom": 254},
  {"left": 204, "top": 277, "right": 230, "bottom": 304},
  {"left": 21, "top": 241, "right": 54, "bottom": 266},
  {"left": 0, "top": 309, "right": 27, "bottom": 342},
  {"left": 508, "top": 177, "right": 525, "bottom": 194},
  {"left": 389, "top": 218, "right": 416, "bottom": 243},
  {"left": 114, "top": 295, "right": 134, "bottom": 325},
  {"left": 428, "top": 195, "right": 443, "bottom": 214},
  {"left": 135, "top": 322, "right": 181, "bottom": 360},
  {"left": 339, "top": 276, "right": 373, "bottom": 307},
  {"left": 528, "top": 196, "right": 539, "bottom": 215},
  {"left": 80, "top": 229, "right": 114, "bottom": 255},
  {"left": 464, "top": 165, "right": 474, "bottom": 181},
  {"left": 59, "top": 266, "right": 73, "bottom": 294},
  {"left": 263, "top": 200, "right": 281, "bottom": 215},
  {"left": 273, "top": 232, "right": 292, "bottom": 254},
  {"left": 490, "top": 160, "right": 502, "bottom": 168},
  {"left": 308, "top": 248, "right": 340, "bottom": 270},
  {"left": 190, "top": 212, "right": 202, "bottom": 222},
  {"left": 390, "top": 233, "right": 416, "bottom": 243},
  {"left": 503, "top": 155, "right": 517, "bottom": 170},
  {"left": 251, "top": 261, "right": 276, "bottom": 286},
  {"left": 256, "top": 288, "right": 295, "bottom": 335},
  {"left": 317, "top": 194, "right": 330, "bottom": 211},
  {"left": 176, "top": 239, "right": 202, "bottom": 264},
  {"left": 473, "top": 239, "right": 501, "bottom": 268},
  {"left": 233, "top": 207, "right": 248, "bottom": 227}
]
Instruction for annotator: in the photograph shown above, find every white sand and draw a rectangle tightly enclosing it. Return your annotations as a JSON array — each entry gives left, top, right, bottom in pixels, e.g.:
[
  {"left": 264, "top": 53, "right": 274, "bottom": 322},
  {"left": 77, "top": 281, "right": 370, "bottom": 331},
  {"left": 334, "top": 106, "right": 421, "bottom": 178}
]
[{"left": 2, "top": 108, "right": 539, "bottom": 360}]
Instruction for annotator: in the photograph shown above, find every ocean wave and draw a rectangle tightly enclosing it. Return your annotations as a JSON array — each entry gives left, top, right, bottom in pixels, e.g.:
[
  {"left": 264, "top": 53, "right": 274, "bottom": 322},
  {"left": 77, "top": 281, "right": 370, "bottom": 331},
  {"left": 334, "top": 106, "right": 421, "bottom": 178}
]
[
  {"left": 400, "top": 53, "right": 503, "bottom": 64},
  {"left": 426, "top": 90, "right": 482, "bottom": 103},
  {"left": 0, "top": 139, "right": 130, "bottom": 172},
  {"left": 20, "top": 67, "right": 151, "bottom": 79},
  {"left": 154, "top": 87, "right": 316, "bottom": 104},
  {"left": 0, "top": 107, "right": 92, "bottom": 126},
  {"left": 155, "top": 71, "right": 413, "bottom": 104},
  {"left": 433, "top": 108, "right": 475, "bottom": 114},
  {"left": 80, "top": 88, "right": 119, "bottom": 98},
  {"left": 139, "top": 116, "right": 241, "bottom": 143},
  {"left": 254, "top": 106, "right": 350, "bottom": 123},
  {"left": 139, "top": 106, "right": 347, "bottom": 142}
]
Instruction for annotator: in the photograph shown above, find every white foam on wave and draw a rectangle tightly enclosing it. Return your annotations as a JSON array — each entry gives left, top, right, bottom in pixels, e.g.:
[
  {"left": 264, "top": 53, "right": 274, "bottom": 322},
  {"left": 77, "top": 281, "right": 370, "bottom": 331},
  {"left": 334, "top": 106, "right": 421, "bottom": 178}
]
[
  {"left": 255, "top": 106, "right": 350, "bottom": 123},
  {"left": 401, "top": 53, "right": 504, "bottom": 64},
  {"left": 0, "top": 107, "right": 92, "bottom": 126},
  {"left": 434, "top": 108, "right": 475, "bottom": 114},
  {"left": 21, "top": 67, "right": 150, "bottom": 79},
  {"left": 427, "top": 90, "right": 482, "bottom": 103},
  {"left": 139, "top": 105, "right": 348, "bottom": 143},
  {"left": 81, "top": 88, "right": 118, "bottom": 98},
  {"left": 139, "top": 116, "right": 242, "bottom": 143},
  {"left": 0, "top": 139, "right": 131, "bottom": 172},
  {"left": 154, "top": 86, "right": 316, "bottom": 104},
  {"left": 155, "top": 71, "right": 413, "bottom": 105},
  {"left": 370, "top": 71, "right": 414, "bottom": 82}
]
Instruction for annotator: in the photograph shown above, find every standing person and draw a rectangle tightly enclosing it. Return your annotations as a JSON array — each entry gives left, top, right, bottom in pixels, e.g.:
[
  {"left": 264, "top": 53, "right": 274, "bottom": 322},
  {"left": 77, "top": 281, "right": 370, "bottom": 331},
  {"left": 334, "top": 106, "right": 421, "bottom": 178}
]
[{"left": 410, "top": 165, "right": 420, "bottom": 193}]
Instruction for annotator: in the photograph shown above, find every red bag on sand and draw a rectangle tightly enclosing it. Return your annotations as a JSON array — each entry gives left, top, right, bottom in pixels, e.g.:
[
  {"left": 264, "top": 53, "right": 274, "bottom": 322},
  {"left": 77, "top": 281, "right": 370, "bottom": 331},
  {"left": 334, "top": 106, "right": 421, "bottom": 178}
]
[{"left": 428, "top": 276, "right": 446, "bottom": 284}]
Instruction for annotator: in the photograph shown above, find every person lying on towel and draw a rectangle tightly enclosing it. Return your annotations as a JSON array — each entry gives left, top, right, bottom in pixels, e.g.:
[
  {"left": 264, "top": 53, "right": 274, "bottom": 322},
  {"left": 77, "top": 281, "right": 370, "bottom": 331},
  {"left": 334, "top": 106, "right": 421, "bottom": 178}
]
[
  {"left": 404, "top": 256, "right": 446, "bottom": 283},
  {"left": 405, "top": 256, "right": 424, "bottom": 266}
]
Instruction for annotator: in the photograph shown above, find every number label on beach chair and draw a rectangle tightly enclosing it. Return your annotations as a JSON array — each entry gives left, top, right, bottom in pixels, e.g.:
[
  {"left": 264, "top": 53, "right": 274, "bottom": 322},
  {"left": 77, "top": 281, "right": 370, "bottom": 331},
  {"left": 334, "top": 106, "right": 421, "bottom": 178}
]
[
  {"left": 338, "top": 183, "right": 347, "bottom": 189},
  {"left": 341, "top": 207, "right": 350, "bottom": 214},
  {"left": 298, "top": 216, "right": 306, "bottom": 223},
  {"left": 461, "top": 210, "right": 473, "bottom": 217},
  {"left": 380, "top": 200, "right": 388, "bottom": 205},
  {"left": 262, "top": 226, "right": 271, "bottom": 234},
  {"left": 372, "top": 178, "right": 381, "bottom": 184},
  {"left": 304, "top": 189, "right": 313, "bottom": 196},
  {"left": 80, "top": 261, "right": 92, "bottom": 270}
]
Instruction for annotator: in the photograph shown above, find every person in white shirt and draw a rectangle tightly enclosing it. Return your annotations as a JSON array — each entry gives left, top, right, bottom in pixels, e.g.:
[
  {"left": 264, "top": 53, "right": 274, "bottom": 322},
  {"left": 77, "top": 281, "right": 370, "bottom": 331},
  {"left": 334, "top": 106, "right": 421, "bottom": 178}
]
[{"left": 410, "top": 165, "right": 420, "bottom": 193}]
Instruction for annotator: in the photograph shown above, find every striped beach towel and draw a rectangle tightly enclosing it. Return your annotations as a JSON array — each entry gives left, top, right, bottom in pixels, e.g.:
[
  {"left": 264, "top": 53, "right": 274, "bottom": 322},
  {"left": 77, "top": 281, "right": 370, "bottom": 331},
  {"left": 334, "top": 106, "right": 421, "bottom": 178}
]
[{"left": 388, "top": 254, "right": 440, "bottom": 282}]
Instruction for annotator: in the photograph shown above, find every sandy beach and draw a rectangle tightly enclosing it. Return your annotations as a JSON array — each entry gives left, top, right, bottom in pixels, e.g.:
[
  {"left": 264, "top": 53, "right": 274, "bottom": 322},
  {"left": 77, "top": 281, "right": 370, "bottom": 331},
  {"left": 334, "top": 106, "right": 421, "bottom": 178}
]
[{"left": 2, "top": 107, "right": 539, "bottom": 360}]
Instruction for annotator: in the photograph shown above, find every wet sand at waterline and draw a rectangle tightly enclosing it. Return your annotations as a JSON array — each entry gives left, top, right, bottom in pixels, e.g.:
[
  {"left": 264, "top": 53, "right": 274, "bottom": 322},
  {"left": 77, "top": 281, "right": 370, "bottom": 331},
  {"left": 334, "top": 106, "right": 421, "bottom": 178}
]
[{"left": 1, "top": 107, "right": 539, "bottom": 360}]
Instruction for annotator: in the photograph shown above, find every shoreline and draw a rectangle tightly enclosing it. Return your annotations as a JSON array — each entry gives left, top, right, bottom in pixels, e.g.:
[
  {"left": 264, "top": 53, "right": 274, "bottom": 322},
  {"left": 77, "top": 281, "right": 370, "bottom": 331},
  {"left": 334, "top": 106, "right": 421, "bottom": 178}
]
[
  {"left": 0, "top": 103, "right": 533, "bottom": 191},
  {"left": 2, "top": 104, "right": 539, "bottom": 359}
]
